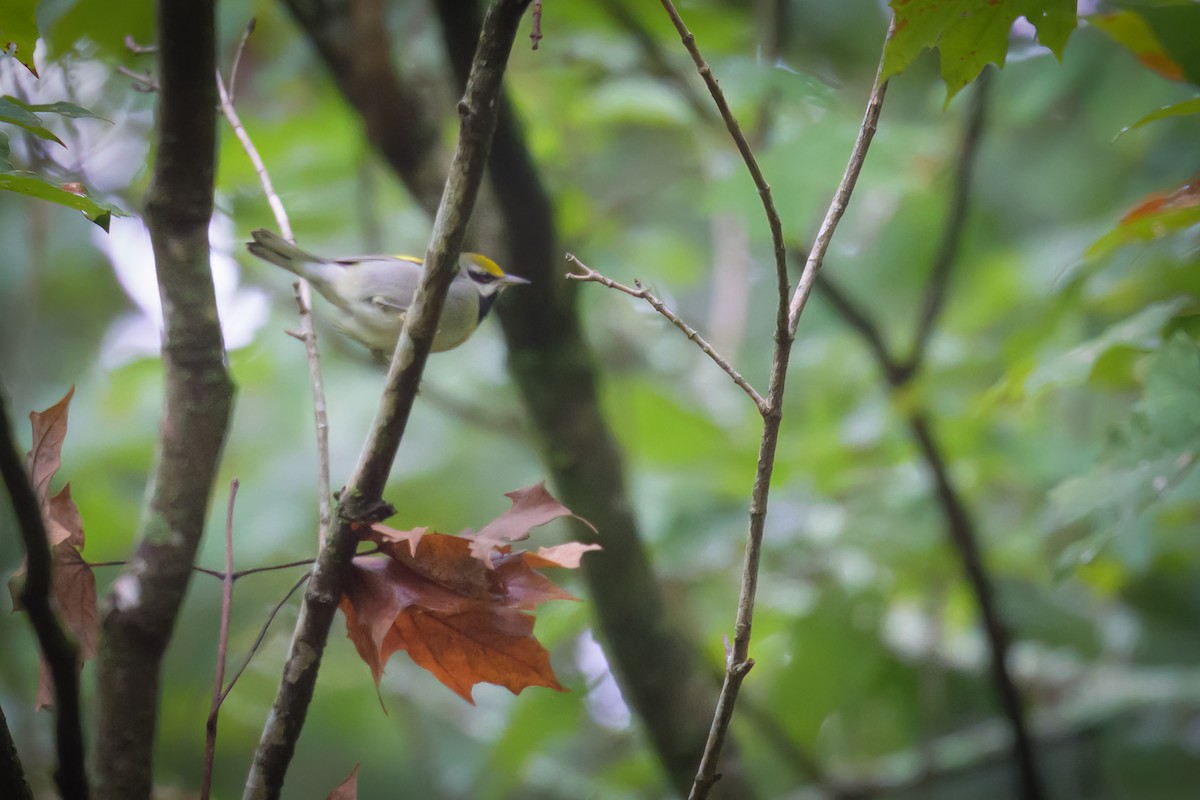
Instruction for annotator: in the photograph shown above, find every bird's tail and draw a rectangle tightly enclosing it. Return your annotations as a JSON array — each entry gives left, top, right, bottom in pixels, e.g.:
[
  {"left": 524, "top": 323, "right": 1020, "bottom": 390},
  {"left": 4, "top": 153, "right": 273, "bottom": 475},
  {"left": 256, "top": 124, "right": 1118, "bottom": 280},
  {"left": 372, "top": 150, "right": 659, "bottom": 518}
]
[{"left": 247, "top": 229, "right": 327, "bottom": 279}]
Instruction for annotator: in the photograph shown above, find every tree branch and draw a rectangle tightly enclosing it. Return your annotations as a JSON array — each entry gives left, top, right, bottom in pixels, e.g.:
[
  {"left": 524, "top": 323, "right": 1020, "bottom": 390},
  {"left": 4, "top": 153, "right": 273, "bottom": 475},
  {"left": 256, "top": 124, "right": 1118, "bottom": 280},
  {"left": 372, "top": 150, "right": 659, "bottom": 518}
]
[
  {"left": 903, "top": 70, "right": 992, "bottom": 375},
  {"left": 812, "top": 73, "right": 1045, "bottom": 800},
  {"left": 0, "top": 704, "right": 33, "bottom": 800},
  {"left": 216, "top": 29, "right": 332, "bottom": 538},
  {"left": 659, "top": 0, "right": 790, "bottom": 348},
  {"left": 0, "top": 395, "right": 86, "bottom": 799},
  {"left": 565, "top": 255, "right": 768, "bottom": 413},
  {"left": 201, "top": 479, "right": 239, "bottom": 800},
  {"left": 242, "top": 3, "right": 532, "bottom": 797},
  {"left": 677, "top": 14, "right": 893, "bottom": 798},
  {"left": 788, "top": 22, "right": 894, "bottom": 337},
  {"left": 95, "top": 1, "right": 234, "bottom": 797},
  {"left": 438, "top": 2, "right": 758, "bottom": 795}
]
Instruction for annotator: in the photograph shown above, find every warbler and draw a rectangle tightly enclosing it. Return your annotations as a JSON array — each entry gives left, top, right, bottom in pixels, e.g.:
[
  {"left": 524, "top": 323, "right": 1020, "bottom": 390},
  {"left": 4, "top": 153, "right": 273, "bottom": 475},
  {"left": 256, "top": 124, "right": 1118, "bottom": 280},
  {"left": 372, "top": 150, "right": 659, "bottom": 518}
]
[{"left": 246, "top": 229, "right": 527, "bottom": 355}]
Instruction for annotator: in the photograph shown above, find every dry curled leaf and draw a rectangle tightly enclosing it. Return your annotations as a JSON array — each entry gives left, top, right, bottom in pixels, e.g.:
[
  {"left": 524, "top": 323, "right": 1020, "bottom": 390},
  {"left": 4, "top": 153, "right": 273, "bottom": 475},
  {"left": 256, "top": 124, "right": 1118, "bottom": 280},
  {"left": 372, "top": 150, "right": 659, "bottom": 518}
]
[
  {"left": 343, "top": 484, "right": 599, "bottom": 704},
  {"left": 7, "top": 387, "right": 98, "bottom": 710}
]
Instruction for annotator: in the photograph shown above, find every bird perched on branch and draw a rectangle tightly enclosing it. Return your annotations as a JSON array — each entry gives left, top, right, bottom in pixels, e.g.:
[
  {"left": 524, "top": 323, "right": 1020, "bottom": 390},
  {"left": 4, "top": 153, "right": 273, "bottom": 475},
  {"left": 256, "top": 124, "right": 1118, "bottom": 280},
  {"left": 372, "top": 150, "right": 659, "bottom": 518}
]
[{"left": 246, "top": 229, "right": 527, "bottom": 356}]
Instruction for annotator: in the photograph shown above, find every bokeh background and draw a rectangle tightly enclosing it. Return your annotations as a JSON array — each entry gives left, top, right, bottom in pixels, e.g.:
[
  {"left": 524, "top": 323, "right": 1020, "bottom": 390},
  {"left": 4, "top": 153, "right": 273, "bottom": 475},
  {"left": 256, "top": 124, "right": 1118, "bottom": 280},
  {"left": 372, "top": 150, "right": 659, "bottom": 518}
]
[{"left": 2, "top": 0, "right": 1199, "bottom": 797}]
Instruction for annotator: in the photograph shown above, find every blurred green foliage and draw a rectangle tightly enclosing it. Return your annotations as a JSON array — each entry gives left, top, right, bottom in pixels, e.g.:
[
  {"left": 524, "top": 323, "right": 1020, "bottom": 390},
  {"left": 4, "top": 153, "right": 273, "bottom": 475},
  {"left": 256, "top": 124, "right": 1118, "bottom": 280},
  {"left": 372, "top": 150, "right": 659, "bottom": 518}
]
[{"left": 1, "top": 0, "right": 1199, "bottom": 798}]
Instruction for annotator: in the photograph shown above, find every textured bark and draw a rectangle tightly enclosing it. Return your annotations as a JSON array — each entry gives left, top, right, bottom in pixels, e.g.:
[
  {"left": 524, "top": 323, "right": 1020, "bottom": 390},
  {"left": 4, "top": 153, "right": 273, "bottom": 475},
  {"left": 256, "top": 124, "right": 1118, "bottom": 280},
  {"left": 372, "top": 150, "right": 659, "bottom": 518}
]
[
  {"left": 94, "top": 2, "right": 234, "bottom": 798},
  {"left": 243, "top": 3, "right": 532, "bottom": 798},
  {"left": 276, "top": 0, "right": 752, "bottom": 793}
]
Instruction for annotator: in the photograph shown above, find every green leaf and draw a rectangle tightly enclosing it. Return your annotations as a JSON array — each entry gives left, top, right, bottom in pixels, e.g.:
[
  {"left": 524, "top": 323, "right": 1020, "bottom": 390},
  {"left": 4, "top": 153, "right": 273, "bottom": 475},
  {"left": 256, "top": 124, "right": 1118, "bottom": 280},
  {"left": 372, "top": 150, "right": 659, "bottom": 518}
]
[
  {"left": 1022, "top": 299, "right": 1190, "bottom": 396},
  {"left": 1087, "top": 11, "right": 1187, "bottom": 83},
  {"left": 1135, "top": 3, "right": 1200, "bottom": 86},
  {"left": 0, "top": 0, "right": 39, "bottom": 77},
  {"left": 0, "top": 96, "right": 64, "bottom": 146},
  {"left": 15, "top": 99, "right": 111, "bottom": 123},
  {"left": 1116, "top": 97, "right": 1200, "bottom": 139},
  {"left": 0, "top": 130, "right": 10, "bottom": 170},
  {"left": 883, "top": 0, "right": 1077, "bottom": 100},
  {"left": 1087, "top": 178, "right": 1200, "bottom": 260},
  {"left": 0, "top": 172, "right": 123, "bottom": 231},
  {"left": 1049, "top": 335, "right": 1200, "bottom": 567}
]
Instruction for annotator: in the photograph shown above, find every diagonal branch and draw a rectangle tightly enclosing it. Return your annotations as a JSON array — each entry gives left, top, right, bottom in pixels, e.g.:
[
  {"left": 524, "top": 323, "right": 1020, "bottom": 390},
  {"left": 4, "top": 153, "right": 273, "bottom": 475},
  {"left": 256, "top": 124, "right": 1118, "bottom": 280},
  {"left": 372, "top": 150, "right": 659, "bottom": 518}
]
[
  {"left": 0, "top": 395, "right": 87, "bottom": 800},
  {"left": 566, "top": 255, "right": 768, "bottom": 413},
  {"left": 216, "top": 32, "right": 332, "bottom": 538},
  {"left": 788, "top": 21, "right": 894, "bottom": 338},
  {"left": 659, "top": 0, "right": 790, "bottom": 348},
  {"left": 903, "top": 69, "right": 992, "bottom": 375},
  {"left": 242, "top": 3, "right": 532, "bottom": 797}
]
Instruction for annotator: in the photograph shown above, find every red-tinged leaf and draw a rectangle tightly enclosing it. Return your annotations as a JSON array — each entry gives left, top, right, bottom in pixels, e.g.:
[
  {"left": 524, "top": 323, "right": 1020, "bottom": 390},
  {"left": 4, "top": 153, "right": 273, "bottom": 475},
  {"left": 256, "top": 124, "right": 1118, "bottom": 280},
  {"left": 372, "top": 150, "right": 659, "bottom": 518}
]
[
  {"left": 343, "top": 483, "right": 599, "bottom": 703},
  {"left": 327, "top": 764, "right": 359, "bottom": 800},
  {"left": 26, "top": 386, "right": 74, "bottom": 504},
  {"left": 342, "top": 558, "right": 476, "bottom": 683},
  {"left": 494, "top": 552, "right": 581, "bottom": 610},
  {"left": 389, "top": 606, "right": 565, "bottom": 704},
  {"left": 371, "top": 530, "right": 492, "bottom": 599},
  {"left": 1087, "top": 12, "right": 1184, "bottom": 82},
  {"left": 1088, "top": 178, "right": 1200, "bottom": 259},
  {"left": 469, "top": 482, "right": 597, "bottom": 568}
]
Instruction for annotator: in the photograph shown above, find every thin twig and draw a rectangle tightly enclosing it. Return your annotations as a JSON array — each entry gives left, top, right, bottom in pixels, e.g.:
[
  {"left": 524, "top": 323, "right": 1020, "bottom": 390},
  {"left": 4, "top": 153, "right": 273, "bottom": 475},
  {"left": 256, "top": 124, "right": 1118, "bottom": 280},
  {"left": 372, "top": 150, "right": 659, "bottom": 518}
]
[
  {"left": 683, "top": 17, "right": 895, "bottom": 800},
  {"left": 788, "top": 21, "right": 894, "bottom": 338},
  {"left": 89, "top": 558, "right": 316, "bottom": 581},
  {"left": 201, "top": 479, "right": 239, "bottom": 800},
  {"left": 597, "top": 0, "right": 716, "bottom": 124},
  {"left": 0, "top": 396, "right": 88, "bottom": 799},
  {"left": 659, "top": 0, "right": 789, "bottom": 348},
  {"left": 904, "top": 70, "right": 991, "bottom": 374},
  {"left": 124, "top": 35, "right": 157, "bottom": 54},
  {"left": 217, "top": 572, "right": 311, "bottom": 708},
  {"left": 116, "top": 66, "right": 160, "bottom": 92},
  {"left": 530, "top": 0, "right": 543, "bottom": 49},
  {"left": 566, "top": 254, "right": 768, "bottom": 413},
  {"left": 227, "top": 19, "right": 257, "bottom": 106},
  {"left": 216, "top": 40, "right": 333, "bottom": 540}
]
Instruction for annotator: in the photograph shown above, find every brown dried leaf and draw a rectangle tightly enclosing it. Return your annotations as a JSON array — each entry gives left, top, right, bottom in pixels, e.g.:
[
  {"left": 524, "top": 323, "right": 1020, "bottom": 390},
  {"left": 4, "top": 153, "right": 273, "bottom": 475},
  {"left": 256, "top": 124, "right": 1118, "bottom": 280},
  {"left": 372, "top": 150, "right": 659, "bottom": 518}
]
[
  {"left": 342, "top": 484, "right": 599, "bottom": 703},
  {"left": 468, "top": 481, "right": 597, "bottom": 568},
  {"left": 388, "top": 606, "right": 564, "bottom": 703},
  {"left": 326, "top": 764, "right": 359, "bottom": 800},
  {"left": 9, "top": 389, "right": 98, "bottom": 710},
  {"left": 26, "top": 386, "right": 74, "bottom": 504}
]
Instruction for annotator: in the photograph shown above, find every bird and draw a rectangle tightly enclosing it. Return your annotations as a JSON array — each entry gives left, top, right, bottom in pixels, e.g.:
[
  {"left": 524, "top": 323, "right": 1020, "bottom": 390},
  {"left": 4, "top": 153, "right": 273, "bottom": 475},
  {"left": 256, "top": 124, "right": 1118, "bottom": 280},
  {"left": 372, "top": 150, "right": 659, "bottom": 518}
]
[{"left": 246, "top": 229, "right": 528, "bottom": 356}]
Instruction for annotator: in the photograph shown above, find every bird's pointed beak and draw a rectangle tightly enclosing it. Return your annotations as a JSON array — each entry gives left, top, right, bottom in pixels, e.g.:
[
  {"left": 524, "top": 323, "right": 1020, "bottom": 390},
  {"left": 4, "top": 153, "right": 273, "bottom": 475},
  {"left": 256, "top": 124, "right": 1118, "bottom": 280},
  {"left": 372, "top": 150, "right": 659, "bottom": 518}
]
[{"left": 499, "top": 274, "right": 531, "bottom": 286}]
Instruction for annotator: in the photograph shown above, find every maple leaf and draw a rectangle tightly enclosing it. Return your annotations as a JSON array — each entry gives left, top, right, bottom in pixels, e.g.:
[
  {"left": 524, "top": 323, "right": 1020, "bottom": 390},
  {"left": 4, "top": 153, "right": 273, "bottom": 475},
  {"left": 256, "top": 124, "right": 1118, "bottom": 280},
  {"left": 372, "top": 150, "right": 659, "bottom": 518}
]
[
  {"left": 343, "top": 485, "right": 599, "bottom": 704},
  {"left": 327, "top": 764, "right": 359, "bottom": 800},
  {"left": 6, "top": 387, "right": 99, "bottom": 710},
  {"left": 466, "top": 481, "right": 598, "bottom": 568}
]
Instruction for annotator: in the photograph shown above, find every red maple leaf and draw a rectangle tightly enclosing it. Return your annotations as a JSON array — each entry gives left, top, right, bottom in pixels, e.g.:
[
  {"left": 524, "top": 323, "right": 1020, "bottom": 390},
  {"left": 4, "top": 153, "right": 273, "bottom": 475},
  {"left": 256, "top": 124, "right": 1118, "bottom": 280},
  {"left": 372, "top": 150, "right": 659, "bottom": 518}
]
[{"left": 341, "top": 483, "right": 599, "bottom": 704}]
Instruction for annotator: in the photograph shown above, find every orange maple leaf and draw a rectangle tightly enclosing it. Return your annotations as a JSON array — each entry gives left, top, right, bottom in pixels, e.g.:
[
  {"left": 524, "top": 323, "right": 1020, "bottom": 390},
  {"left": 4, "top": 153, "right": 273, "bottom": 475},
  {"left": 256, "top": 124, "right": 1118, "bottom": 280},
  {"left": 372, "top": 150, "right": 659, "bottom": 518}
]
[{"left": 342, "top": 485, "right": 599, "bottom": 704}]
